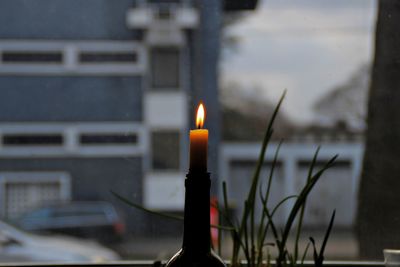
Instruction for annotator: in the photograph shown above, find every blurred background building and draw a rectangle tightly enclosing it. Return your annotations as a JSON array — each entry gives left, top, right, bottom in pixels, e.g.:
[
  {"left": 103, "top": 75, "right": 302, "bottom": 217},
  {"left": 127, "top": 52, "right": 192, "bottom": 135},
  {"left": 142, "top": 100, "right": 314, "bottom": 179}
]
[
  {"left": 0, "top": 0, "right": 258, "bottom": 236},
  {"left": 0, "top": 0, "right": 378, "bottom": 261}
]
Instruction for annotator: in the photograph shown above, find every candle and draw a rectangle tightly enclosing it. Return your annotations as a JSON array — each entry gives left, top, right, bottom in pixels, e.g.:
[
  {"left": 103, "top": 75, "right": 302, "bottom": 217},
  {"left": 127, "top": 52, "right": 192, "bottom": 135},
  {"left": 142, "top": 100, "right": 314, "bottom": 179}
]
[
  {"left": 166, "top": 102, "right": 224, "bottom": 267},
  {"left": 189, "top": 102, "right": 208, "bottom": 172}
]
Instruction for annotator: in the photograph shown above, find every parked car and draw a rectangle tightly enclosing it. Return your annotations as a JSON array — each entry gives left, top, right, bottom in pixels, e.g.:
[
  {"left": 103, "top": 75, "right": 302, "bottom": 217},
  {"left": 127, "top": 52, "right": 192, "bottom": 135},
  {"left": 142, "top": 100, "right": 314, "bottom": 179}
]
[
  {"left": 0, "top": 219, "right": 120, "bottom": 263},
  {"left": 17, "top": 201, "right": 125, "bottom": 243}
]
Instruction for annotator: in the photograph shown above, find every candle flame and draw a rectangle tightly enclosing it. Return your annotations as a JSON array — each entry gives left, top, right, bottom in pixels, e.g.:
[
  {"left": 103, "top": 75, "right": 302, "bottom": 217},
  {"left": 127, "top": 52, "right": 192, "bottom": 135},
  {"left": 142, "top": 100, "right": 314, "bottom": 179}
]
[{"left": 196, "top": 102, "right": 205, "bottom": 129}]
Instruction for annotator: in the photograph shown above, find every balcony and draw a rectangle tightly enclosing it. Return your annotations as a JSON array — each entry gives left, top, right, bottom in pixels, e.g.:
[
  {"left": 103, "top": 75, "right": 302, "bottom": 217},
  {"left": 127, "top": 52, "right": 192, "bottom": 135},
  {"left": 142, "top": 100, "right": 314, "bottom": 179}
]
[
  {"left": 126, "top": 3, "right": 198, "bottom": 45},
  {"left": 126, "top": 3, "right": 198, "bottom": 30}
]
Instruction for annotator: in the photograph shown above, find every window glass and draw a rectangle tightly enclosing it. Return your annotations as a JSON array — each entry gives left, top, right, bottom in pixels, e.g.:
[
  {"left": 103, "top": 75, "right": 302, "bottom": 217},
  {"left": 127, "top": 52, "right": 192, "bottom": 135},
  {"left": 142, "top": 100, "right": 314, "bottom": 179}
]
[
  {"left": 79, "top": 133, "right": 138, "bottom": 145},
  {"left": 150, "top": 47, "right": 180, "bottom": 89},
  {"left": 2, "top": 52, "right": 63, "bottom": 63},
  {"left": 151, "top": 131, "right": 180, "bottom": 170},
  {"left": 79, "top": 52, "right": 137, "bottom": 63},
  {"left": 1, "top": 0, "right": 398, "bottom": 264},
  {"left": 3, "top": 134, "right": 63, "bottom": 146}
]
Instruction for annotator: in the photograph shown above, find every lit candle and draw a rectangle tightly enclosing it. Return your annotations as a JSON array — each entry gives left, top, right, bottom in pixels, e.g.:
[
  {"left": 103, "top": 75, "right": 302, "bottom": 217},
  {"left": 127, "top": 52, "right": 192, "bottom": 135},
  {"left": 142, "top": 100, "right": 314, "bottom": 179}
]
[{"left": 189, "top": 102, "right": 208, "bottom": 172}]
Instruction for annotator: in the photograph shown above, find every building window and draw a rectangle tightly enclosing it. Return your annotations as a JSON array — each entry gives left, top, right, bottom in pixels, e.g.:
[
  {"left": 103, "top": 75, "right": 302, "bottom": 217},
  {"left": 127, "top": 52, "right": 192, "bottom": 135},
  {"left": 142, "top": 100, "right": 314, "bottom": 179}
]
[
  {"left": 0, "top": 123, "right": 145, "bottom": 156},
  {"left": 79, "top": 52, "right": 137, "bottom": 63},
  {"left": 0, "top": 40, "right": 145, "bottom": 75},
  {"left": 1, "top": 51, "right": 63, "bottom": 63},
  {"left": 79, "top": 133, "right": 138, "bottom": 145},
  {"left": 151, "top": 131, "right": 180, "bottom": 170},
  {"left": 150, "top": 47, "right": 180, "bottom": 89},
  {"left": 3, "top": 134, "right": 63, "bottom": 146},
  {"left": 156, "top": 6, "right": 172, "bottom": 20}
]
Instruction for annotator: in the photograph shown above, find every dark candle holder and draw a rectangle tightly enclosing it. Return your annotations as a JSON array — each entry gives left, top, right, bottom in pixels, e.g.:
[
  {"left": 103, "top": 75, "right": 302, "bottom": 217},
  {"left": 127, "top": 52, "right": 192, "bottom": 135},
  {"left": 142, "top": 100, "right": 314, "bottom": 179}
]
[
  {"left": 165, "top": 171, "right": 226, "bottom": 267},
  {"left": 182, "top": 172, "right": 211, "bottom": 254}
]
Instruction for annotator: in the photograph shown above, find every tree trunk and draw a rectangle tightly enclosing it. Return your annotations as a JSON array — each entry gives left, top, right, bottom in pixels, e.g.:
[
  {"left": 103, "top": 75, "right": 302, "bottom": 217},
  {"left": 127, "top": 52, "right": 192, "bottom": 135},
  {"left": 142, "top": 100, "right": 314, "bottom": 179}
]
[{"left": 357, "top": 0, "right": 400, "bottom": 259}]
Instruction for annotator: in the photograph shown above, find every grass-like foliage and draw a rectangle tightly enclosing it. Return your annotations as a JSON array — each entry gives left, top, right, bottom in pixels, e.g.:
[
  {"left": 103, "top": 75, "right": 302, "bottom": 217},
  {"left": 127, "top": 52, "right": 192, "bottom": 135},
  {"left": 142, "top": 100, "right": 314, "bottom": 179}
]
[
  {"left": 215, "top": 91, "right": 337, "bottom": 267},
  {"left": 112, "top": 91, "right": 338, "bottom": 267}
]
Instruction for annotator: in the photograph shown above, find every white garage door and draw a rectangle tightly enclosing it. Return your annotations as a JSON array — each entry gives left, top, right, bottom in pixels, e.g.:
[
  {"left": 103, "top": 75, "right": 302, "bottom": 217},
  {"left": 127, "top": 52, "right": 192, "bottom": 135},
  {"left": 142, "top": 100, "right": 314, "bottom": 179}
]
[
  {"left": 295, "top": 160, "right": 353, "bottom": 227},
  {"left": 229, "top": 160, "right": 286, "bottom": 226},
  {"left": 0, "top": 172, "right": 71, "bottom": 218}
]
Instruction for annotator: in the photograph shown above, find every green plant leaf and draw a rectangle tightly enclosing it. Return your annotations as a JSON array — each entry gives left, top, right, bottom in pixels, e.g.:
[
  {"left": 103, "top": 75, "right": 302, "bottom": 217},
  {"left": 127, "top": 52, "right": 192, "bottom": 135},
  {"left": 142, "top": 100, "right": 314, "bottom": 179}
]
[
  {"left": 211, "top": 200, "right": 237, "bottom": 230},
  {"left": 301, "top": 241, "right": 311, "bottom": 265},
  {"left": 276, "top": 153, "right": 338, "bottom": 266},
  {"left": 257, "top": 140, "right": 283, "bottom": 260},
  {"left": 111, "top": 190, "right": 183, "bottom": 221},
  {"left": 309, "top": 210, "right": 336, "bottom": 267},
  {"left": 294, "top": 146, "right": 320, "bottom": 263},
  {"left": 262, "top": 204, "right": 280, "bottom": 248},
  {"left": 223, "top": 181, "right": 248, "bottom": 265},
  {"left": 309, "top": 237, "right": 318, "bottom": 265},
  {"left": 236, "top": 91, "right": 286, "bottom": 267},
  {"left": 255, "top": 93, "right": 285, "bottom": 259},
  {"left": 260, "top": 195, "right": 298, "bottom": 249},
  {"left": 111, "top": 190, "right": 232, "bottom": 231},
  {"left": 319, "top": 210, "right": 336, "bottom": 262},
  {"left": 243, "top": 200, "right": 251, "bottom": 264}
]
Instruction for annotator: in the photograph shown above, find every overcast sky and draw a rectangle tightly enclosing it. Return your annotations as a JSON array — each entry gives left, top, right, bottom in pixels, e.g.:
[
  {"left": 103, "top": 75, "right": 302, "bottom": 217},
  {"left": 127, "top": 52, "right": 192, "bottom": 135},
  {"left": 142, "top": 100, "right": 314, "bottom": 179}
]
[{"left": 221, "top": 0, "right": 376, "bottom": 124}]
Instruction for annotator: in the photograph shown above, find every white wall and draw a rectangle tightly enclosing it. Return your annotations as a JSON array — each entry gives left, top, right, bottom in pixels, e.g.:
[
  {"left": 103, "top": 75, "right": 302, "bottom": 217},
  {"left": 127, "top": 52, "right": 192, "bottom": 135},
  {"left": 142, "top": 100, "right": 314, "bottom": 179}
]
[{"left": 220, "top": 141, "right": 364, "bottom": 228}]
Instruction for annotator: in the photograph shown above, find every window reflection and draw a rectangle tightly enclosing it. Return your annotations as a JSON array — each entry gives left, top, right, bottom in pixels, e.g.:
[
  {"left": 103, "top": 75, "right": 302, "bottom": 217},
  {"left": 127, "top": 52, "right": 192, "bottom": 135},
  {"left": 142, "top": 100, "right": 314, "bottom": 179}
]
[{"left": 0, "top": 0, "right": 391, "bottom": 263}]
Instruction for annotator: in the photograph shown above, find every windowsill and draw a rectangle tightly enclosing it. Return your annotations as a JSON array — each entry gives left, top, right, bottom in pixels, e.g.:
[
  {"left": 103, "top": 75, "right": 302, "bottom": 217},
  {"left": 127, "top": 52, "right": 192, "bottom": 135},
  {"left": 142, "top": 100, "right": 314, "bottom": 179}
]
[{"left": 0, "top": 260, "right": 385, "bottom": 267}]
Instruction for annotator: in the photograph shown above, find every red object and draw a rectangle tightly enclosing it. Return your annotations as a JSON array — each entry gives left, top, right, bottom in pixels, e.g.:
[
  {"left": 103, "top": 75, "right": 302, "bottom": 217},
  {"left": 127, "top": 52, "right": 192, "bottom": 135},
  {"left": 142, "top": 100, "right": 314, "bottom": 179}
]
[
  {"left": 210, "top": 197, "right": 219, "bottom": 248},
  {"left": 113, "top": 221, "right": 125, "bottom": 235}
]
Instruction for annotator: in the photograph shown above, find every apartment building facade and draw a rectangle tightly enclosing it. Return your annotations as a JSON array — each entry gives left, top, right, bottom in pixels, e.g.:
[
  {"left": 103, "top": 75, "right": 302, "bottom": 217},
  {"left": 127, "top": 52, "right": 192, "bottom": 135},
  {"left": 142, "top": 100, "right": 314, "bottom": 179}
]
[{"left": 0, "top": 0, "right": 257, "bottom": 234}]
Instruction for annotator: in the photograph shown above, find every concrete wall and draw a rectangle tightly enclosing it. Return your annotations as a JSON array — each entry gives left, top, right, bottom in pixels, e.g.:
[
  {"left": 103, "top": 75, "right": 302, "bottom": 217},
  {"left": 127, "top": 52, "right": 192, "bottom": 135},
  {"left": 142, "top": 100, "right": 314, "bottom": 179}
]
[
  {"left": 0, "top": 76, "right": 143, "bottom": 122},
  {"left": 0, "top": 0, "right": 223, "bottom": 236},
  {"left": 0, "top": 157, "right": 147, "bottom": 234},
  {"left": 0, "top": 0, "right": 141, "bottom": 40},
  {"left": 0, "top": 0, "right": 146, "bottom": 232}
]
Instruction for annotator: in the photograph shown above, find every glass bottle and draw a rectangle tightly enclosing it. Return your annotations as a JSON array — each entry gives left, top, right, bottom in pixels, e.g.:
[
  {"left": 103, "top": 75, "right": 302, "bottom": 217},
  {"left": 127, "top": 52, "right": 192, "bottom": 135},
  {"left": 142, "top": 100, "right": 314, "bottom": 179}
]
[{"left": 165, "top": 172, "right": 226, "bottom": 267}]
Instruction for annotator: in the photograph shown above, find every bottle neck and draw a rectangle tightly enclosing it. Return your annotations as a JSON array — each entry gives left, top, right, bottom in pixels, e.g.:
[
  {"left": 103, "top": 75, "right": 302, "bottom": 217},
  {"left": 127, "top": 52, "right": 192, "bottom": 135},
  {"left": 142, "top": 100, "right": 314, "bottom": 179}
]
[{"left": 182, "top": 172, "right": 211, "bottom": 254}]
